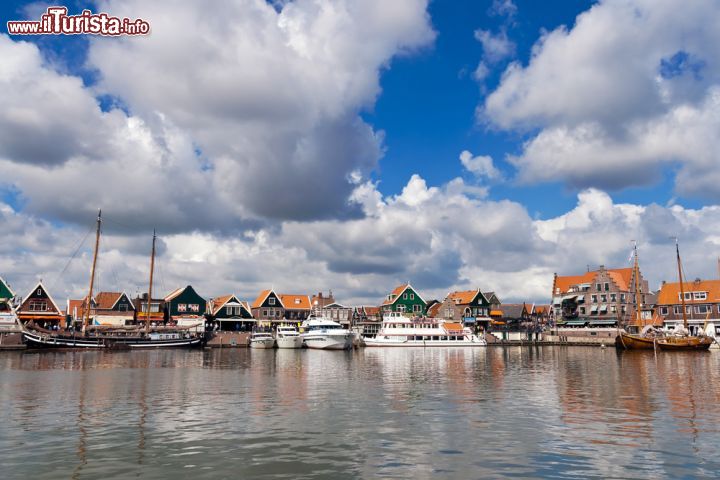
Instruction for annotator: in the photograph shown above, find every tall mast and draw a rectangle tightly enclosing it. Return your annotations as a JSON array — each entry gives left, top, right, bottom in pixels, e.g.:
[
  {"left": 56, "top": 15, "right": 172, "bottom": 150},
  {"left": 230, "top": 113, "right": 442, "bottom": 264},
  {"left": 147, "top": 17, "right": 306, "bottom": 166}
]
[
  {"left": 144, "top": 230, "right": 156, "bottom": 334},
  {"left": 676, "top": 239, "right": 689, "bottom": 330},
  {"left": 632, "top": 241, "right": 643, "bottom": 328},
  {"left": 82, "top": 210, "right": 102, "bottom": 334}
]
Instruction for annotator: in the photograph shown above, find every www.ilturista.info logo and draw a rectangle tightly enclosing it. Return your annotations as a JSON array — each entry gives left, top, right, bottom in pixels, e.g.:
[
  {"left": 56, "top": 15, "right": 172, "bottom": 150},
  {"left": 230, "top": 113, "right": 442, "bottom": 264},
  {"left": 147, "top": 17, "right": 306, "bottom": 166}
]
[{"left": 7, "top": 6, "right": 150, "bottom": 36}]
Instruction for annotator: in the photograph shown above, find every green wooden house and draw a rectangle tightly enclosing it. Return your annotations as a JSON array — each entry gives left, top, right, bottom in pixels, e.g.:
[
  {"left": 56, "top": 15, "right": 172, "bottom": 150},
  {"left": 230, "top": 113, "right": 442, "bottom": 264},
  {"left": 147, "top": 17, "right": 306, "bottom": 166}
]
[
  {"left": 164, "top": 285, "right": 206, "bottom": 321},
  {"left": 208, "top": 294, "right": 254, "bottom": 331},
  {"left": 381, "top": 283, "right": 427, "bottom": 316}
]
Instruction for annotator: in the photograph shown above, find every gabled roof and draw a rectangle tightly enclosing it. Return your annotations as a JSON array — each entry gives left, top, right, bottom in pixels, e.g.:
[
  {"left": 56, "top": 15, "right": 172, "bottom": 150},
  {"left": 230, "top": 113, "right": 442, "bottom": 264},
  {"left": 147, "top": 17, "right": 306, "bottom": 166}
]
[
  {"left": 210, "top": 294, "right": 250, "bottom": 315},
  {"left": 427, "top": 302, "right": 442, "bottom": 318},
  {"left": 483, "top": 291, "right": 501, "bottom": 303},
  {"left": 554, "top": 268, "right": 634, "bottom": 294},
  {"left": 164, "top": 286, "right": 186, "bottom": 302},
  {"left": 381, "top": 283, "right": 426, "bottom": 306},
  {"left": 500, "top": 303, "right": 528, "bottom": 319},
  {"left": 447, "top": 289, "right": 488, "bottom": 306},
  {"left": 279, "top": 294, "right": 311, "bottom": 310},
  {"left": 19, "top": 282, "right": 62, "bottom": 314},
  {"left": 94, "top": 292, "right": 122, "bottom": 310},
  {"left": 322, "top": 302, "right": 348, "bottom": 309},
  {"left": 0, "top": 276, "right": 15, "bottom": 300},
  {"left": 110, "top": 291, "right": 135, "bottom": 310},
  {"left": 251, "top": 289, "right": 282, "bottom": 309},
  {"left": 357, "top": 306, "right": 380, "bottom": 315},
  {"left": 656, "top": 279, "right": 720, "bottom": 304},
  {"left": 532, "top": 304, "right": 550, "bottom": 315}
]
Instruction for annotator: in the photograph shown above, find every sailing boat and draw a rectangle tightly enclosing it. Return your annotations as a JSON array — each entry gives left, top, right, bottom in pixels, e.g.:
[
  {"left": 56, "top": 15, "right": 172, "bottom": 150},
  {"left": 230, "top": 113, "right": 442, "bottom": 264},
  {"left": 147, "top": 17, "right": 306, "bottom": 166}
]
[
  {"left": 615, "top": 242, "right": 664, "bottom": 350},
  {"left": 22, "top": 211, "right": 204, "bottom": 349},
  {"left": 655, "top": 240, "right": 714, "bottom": 351}
]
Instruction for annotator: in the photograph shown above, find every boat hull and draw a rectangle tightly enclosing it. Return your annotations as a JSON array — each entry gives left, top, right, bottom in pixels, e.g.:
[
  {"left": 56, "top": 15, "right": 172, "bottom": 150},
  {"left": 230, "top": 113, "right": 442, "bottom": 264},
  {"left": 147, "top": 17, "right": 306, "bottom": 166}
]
[
  {"left": 303, "top": 333, "right": 353, "bottom": 350},
  {"left": 22, "top": 329, "right": 204, "bottom": 349},
  {"left": 249, "top": 338, "right": 275, "bottom": 349},
  {"left": 656, "top": 336, "right": 714, "bottom": 351},
  {"left": 363, "top": 337, "right": 487, "bottom": 347},
  {"left": 276, "top": 336, "right": 303, "bottom": 349},
  {"left": 615, "top": 333, "right": 658, "bottom": 350}
]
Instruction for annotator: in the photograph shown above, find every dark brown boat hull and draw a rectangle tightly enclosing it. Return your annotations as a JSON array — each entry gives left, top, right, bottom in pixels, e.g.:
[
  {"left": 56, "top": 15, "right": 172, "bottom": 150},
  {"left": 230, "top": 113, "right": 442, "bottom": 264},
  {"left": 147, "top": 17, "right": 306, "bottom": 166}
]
[{"left": 615, "top": 333, "right": 658, "bottom": 350}]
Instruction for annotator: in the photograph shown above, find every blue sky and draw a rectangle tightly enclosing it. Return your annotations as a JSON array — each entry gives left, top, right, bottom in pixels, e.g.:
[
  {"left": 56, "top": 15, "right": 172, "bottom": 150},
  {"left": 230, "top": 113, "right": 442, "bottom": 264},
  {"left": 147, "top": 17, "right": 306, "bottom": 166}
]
[{"left": 1, "top": 0, "right": 719, "bottom": 303}]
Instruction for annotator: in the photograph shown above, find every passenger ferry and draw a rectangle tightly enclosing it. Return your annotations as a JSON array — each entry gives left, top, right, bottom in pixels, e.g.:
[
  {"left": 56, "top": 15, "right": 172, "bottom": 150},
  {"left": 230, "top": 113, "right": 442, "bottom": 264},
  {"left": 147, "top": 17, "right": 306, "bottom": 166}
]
[{"left": 363, "top": 312, "right": 487, "bottom": 347}]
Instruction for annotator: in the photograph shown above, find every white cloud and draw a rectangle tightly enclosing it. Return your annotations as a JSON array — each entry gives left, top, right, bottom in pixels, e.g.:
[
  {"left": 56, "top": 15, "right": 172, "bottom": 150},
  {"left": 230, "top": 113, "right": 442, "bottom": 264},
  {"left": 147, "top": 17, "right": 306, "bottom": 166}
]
[
  {"left": 489, "top": 0, "right": 517, "bottom": 19},
  {"left": 474, "top": 28, "right": 515, "bottom": 64},
  {"left": 459, "top": 150, "right": 500, "bottom": 180},
  {"left": 482, "top": 0, "right": 720, "bottom": 198},
  {"left": 3, "top": 177, "right": 720, "bottom": 307}
]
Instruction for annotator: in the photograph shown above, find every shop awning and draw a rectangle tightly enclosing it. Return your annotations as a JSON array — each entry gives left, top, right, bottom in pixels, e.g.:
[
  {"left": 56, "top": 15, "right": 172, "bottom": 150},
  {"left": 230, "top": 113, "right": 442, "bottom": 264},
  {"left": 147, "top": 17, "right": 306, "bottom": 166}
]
[
  {"left": 561, "top": 295, "right": 578, "bottom": 302},
  {"left": 564, "top": 320, "right": 587, "bottom": 326},
  {"left": 599, "top": 305, "right": 608, "bottom": 312},
  {"left": 491, "top": 320, "right": 506, "bottom": 325},
  {"left": 589, "top": 319, "right": 617, "bottom": 326},
  {"left": 590, "top": 305, "right": 598, "bottom": 312},
  {"left": 490, "top": 310, "right": 503, "bottom": 316}
]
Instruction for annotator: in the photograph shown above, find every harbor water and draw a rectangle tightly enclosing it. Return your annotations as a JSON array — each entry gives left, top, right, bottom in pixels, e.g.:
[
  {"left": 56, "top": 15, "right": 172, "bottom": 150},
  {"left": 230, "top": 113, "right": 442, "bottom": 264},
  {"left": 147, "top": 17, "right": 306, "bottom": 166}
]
[{"left": 1, "top": 347, "right": 719, "bottom": 478}]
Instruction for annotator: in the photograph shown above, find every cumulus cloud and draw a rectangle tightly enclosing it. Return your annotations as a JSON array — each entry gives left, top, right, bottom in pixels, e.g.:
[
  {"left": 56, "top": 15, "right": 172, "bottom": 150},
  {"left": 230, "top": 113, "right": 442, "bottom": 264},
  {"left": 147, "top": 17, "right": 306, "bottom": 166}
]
[
  {"left": 482, "top": 0, "right": 720, "bottom": 198},
  {"left": 3, "top": 176, "right": 720, "bottom": 306},
  {"left": 0, "top": 0, "right": 435, "bottom": 231},
  {"left": 459, "top": 150, "right": 500, "bottom": 180}
]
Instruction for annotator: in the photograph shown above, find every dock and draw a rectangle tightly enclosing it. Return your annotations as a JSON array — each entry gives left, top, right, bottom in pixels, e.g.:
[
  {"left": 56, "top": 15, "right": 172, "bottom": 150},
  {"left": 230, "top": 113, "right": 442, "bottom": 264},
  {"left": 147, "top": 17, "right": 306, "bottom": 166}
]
[
  {"left": 0, "top": 333, "right": 26, "bottom": 351},
  {"left": 204, "top": 332, "right": 250, "bottom": 348}
]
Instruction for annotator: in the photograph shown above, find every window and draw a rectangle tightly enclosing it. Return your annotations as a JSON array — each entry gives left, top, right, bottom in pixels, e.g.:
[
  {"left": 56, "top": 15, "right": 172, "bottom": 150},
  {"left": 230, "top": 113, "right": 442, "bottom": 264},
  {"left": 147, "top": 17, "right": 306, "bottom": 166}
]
[
  {"left": 397, "top": 305, "right": 406, "bottom": 313},
  {"left": 445, "top": 309, "right": 454, "bottom": 319},
  {"left": 601, "top": 295, "right": 607, "bottom": 303},
  {"left": 611, "top": 305, "right": 617, "bottom": 313},
  {"left": 269, "top": 297, "right": 275, "bottom": 305},
  {"left": 579, "top": 307, "right": 585, "bottom": 314},
  {"left": 621, "top": 306, "right": 626, "bottom": 313},
  {"left": 189, "top": 304, "right": 199, "bottom": 312},
  {"left": 674, "top": 306, "right": 691, "bottom": 314},
  {"left": 413, "top": 304, "right": 422, "bottom": 313},
  {"left": 118, "top": 303, "right": 129, "bottom": 312},
  {"left": 410, "top": 293, "right": 415, "bottom": 300},
  {"left": 610, "top": 294, "right": 617, "bottom": 302},
  {"left": 659, "top": 307, "right": 668, "bottom": 315},
  {"left": 178, "top": 304, "right": 187, "bottom": 312},
  {"left": 695, "top": 305, "right": 710, "bottom": 314},
  {"left": 28, "top": 300, "right": 48, "bottom": 312},
  {"left": 403, "top": 293, "right": 408, "bottom": 300},
  {"left": 693, "top": 292, "right": 707, "bottom": 300},
  {"left": 620, "top": 294, "right": 626, "bottom": 303},
  {"left": 604, "top": 282, "right": 609, "bottom": 291},
  {"left": 262, "top": 309, "right": 267, "bottom": 317},
  {"left": 591, "top": 295, "right": 598, "bottom": 303}
]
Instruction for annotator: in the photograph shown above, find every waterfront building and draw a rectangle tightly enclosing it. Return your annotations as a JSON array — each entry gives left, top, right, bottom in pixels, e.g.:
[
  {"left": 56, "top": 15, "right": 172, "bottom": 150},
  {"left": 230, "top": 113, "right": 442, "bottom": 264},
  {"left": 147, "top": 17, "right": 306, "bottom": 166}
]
[
  {"left": 655, "top": 278, "right": 720, "bottom": 338},
  {"left": 317, "top": 302, "right": 353, "bottom": 327},
  {"left": 438, "top": 289, "right": 492, "bottom": 330},
  {"left": 207, "top": 294, "right": 254, "bottom": 331},
  {"left": 551, "top": 265, "right": 649, "bottom": 327},
  {"left": 483, "top": 291, "right": 503, "bottom": 319},
  {"left": 426, "top": 301, "right": 442, "bottom": 318},
  {"left": 251, "top": 289, "right": 311, "bottom": 326},
  {"left": 16, "top": 282, "right": 64, "bottom": 328},
  {"left": 499, "top": 303, "right": 531, "bottom": 326},
  {"left": 133, "top": 294, "right": 165, "bottom": 325},
  {"left": 352, "top": 306, "right": 382, "bottom": 336},
  {"left": 164, "top": 285, "right": 207, "bottom": 326},
  {"left": 311, "top": 291, "right": 335, "bottom": 310},
  {"left": 381, "top": 283, "right": 427, "bottom": 316},
  {"left": 0, "top": 277, "right": 18, "bottom": 330},
  {"left": 530, "top": 304, "right": 552, "bottom": 326},
  {"left": 87, "top": 292, "right": 136, "bottom": 326}
]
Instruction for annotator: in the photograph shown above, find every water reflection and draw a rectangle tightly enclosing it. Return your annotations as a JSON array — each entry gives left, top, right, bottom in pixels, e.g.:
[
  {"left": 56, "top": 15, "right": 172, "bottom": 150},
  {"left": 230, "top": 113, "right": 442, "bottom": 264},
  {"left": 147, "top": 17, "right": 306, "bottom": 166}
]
[{"left": 0, "top": 348, "right": 719, "bottom": 478}]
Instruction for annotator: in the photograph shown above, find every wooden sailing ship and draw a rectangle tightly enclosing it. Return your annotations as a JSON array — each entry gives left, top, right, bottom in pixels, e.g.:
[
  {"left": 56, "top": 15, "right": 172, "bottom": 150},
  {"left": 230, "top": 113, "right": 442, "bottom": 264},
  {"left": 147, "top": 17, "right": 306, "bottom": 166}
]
[
  {"left": 615, "top": 242, "right": 664, "bottom": 350},
  {"left": 22, "top": 211, "right": 205, "bottom": 349},
  {"left": 655, "top": 240, "right": 714, "bottom": 351}
]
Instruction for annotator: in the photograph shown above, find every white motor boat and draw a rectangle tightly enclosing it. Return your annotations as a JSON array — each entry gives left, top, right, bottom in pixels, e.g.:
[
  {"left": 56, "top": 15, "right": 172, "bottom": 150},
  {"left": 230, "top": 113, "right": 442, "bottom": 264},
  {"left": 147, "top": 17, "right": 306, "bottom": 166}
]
[
  {"left": 249, "top": 331, "right": 275, "bottom": 349},
  {"left": 300, "top": 316, "right": 353, "bottom": 350},
  {"left": 363, "top": 312, "right": 487, "bottom": 347},
  {"left": 275, "top": 325, "right": 304, "bottom": 349}
]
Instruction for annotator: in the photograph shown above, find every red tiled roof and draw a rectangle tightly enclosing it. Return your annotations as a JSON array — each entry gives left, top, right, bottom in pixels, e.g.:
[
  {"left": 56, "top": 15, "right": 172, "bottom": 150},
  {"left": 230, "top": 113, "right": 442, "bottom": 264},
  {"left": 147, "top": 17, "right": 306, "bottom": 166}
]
[
  {"left": 447, "top": 289, "right": 479, "bottom": 305},
  {"left": 251, "top": 290, "right": 273, "bottom": 309},
  {"left": 94, "top": 292, "right": 122, "bottom": 310},
  {"left": 381, "top": 284, "right": 409, "bottom": 306},
  {"left": 427, "top": 302, "right": 442, "bottom": 317},
  {"left": 657, "top": 279, "right": 720, "bottom": 304},
  {"left": 279, "top": 294, "right": 310, "bottom": 310}
]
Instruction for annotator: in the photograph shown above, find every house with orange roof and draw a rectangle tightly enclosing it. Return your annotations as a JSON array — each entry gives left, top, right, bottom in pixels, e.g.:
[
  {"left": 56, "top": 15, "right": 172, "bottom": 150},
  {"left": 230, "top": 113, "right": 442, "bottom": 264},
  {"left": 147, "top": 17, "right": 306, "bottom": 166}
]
[
  {"left": 381, "top": 283, "right": 427, "bottom": 316},
  {"left": 251, "top": 289, "right": 311, "bottom": 325},
  {"left": 207, "top": 294, "right": 254, "bottom": 331},
  {"left": 91, "top": 292, "right": 135, "bottom": 326},
  {"left": 551, "top": 265, "right": 649, "bottom": 327},
  {"left": 655, "top": 278, "right": 720, "bottom": 338},
  {"left": 16, "top": 282, "right": 64, "bottom": 328},
  {"left": 352, "top": 306, "right": 383, "bottom": 336},
  {"left": 437, "top": 289, "right": 491, "bottom": 329}
]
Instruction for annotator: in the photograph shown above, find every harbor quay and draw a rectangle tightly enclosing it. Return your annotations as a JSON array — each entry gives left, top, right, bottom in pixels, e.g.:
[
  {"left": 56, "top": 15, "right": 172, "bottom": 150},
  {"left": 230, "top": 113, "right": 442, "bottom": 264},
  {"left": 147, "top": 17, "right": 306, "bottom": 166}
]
[{"left": 2, "top": 264, "right": 720, "bottom": 350}]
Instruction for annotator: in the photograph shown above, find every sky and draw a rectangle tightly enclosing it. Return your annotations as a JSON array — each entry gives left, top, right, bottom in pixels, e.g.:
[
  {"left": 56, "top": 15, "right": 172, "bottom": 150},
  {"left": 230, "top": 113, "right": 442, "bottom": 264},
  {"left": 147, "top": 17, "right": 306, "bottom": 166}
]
[{"left": 1, "top": 0, "right": 720, "bottom": 306}]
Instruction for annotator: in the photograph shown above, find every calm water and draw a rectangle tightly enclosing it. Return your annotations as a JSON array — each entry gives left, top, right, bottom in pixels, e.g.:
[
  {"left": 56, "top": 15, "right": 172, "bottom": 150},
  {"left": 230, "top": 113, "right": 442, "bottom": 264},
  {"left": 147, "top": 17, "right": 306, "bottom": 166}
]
[{"left": 1, "top": 347, "right": 719, "bottom": 479}]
